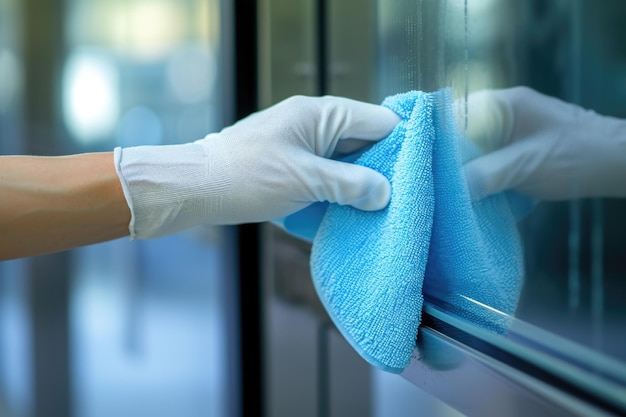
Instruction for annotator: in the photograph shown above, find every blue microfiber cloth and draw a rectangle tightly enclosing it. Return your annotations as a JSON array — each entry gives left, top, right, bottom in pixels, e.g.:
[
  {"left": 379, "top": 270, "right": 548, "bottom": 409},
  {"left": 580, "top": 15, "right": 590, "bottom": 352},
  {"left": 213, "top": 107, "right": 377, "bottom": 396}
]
[{"left": 306, "top": 89, "right": 525, "bottom": 373}]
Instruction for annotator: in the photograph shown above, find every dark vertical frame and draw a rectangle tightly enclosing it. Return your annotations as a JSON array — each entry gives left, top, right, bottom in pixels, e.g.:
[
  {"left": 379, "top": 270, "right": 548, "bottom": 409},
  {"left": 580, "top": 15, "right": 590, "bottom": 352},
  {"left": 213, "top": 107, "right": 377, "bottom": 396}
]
[
  {"left": 315, "top": 2, "right": 330, "bottom": 416},
  {"left": 28, "top": 254, "right": 72, "bottom": 417},
  {"left": 232, "top": 1, "right": 264, "bottom": 416},
  {"left": 316, "top": 0, "right": 328, "bottom": 96},
  {"left": 236, "top": 225, "right": 263, "bottom": 417},
  {"left": 233, "top": 1, "right": 258, "bottom": 121},
  {"left": 21, "top": 0, "right": 73, "bottom": 416}
]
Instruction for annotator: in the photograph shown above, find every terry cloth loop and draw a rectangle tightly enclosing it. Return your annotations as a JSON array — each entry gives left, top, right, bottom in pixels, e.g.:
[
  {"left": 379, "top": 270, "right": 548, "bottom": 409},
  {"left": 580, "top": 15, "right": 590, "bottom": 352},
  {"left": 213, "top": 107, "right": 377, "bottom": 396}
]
[{"left": 309, "top": 89, "right": 525, "bottom": 373}]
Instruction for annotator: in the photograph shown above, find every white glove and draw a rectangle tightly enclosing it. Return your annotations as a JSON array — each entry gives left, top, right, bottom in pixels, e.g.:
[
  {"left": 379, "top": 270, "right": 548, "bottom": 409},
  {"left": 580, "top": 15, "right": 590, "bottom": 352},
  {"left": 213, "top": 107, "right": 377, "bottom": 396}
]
[
  {"left": 461, "top": 86, "right": 626, "bottom": 201},
  {"left": 114, "top": 95, "right": 400, "bottom": 239}
]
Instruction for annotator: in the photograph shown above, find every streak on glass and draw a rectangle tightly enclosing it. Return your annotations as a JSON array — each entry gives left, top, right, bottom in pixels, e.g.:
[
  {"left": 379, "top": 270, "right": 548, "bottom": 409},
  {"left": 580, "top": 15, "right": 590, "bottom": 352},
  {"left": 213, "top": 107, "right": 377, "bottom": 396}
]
[
  {"left": 417, "top": 0, "right": 423, "bottom": 89},
  {"left": 591, "top": 198, "right": 604, "bottom": 350},
  {"left": 567, "top": 0, "right": 582, "bottom": 313},
  {"left": 568, "top": 200, "right": 581, "bottom": 312},
  {"left": 463, "top": 0, "right": 468, "bottom": 132},
  {"left": 438, "top": 0, "right": 447, "bottom": 86}
]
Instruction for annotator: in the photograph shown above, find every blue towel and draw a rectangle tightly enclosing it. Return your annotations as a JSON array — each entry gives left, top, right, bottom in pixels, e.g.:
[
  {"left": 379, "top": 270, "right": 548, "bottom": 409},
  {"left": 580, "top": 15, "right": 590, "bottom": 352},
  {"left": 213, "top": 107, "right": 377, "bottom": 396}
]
[{"left": 307, "top": 90, "right": 525, "bottom": 373}]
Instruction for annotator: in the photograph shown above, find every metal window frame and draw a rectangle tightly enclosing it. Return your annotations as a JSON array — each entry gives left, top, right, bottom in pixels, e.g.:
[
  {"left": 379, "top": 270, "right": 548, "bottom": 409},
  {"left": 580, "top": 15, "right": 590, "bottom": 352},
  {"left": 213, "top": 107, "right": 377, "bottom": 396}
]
[{"left": 400, "top": 299, "right": 626, "bottom": 417}]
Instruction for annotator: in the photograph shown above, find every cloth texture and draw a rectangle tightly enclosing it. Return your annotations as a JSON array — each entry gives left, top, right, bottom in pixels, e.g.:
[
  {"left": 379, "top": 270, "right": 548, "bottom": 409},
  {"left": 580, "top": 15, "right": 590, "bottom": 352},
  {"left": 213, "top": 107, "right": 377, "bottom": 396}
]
[{"left": 309, "top": 90, "right": 524, "bottom": 373}]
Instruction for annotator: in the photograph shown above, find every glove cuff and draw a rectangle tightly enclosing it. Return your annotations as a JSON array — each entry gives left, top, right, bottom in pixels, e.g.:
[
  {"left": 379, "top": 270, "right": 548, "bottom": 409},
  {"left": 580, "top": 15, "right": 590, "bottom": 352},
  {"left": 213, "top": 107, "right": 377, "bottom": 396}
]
[{"left": 114, "top": 141, "right": 231, "bottom": 239}]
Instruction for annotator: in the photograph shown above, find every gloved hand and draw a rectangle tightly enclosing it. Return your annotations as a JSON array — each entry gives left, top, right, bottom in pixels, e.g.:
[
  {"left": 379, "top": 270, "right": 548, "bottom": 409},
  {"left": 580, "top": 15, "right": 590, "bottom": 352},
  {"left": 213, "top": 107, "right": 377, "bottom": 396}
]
[
  {"left": 114, "top": 95, "right": 400, "bottom": 239},
  {"left": 461, "top": 86, "right": 626, "bottom": 201}
]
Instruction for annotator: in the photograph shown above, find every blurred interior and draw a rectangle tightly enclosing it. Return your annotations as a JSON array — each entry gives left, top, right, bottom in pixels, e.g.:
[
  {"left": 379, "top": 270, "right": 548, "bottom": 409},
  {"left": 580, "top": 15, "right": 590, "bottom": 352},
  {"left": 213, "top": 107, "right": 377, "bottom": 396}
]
[
  {"left": 1, "top": 1, "right": 239, "bottom": 416},
  {"left": 1, "top": 0, "right": 626, "bottom": 416}
]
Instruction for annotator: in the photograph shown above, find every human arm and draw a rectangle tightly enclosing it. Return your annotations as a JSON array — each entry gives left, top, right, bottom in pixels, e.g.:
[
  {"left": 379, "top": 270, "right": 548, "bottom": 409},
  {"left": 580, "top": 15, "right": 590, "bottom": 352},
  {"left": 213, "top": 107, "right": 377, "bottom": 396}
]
[
  {"left": 1, "top": 96, "right": 399, "bottom": 260},
  {"left": 462, "top": 86, "right": 626, "bottom": 201},
  {"left": 0, "top": 152, "right": 130, "bottom": 260}
]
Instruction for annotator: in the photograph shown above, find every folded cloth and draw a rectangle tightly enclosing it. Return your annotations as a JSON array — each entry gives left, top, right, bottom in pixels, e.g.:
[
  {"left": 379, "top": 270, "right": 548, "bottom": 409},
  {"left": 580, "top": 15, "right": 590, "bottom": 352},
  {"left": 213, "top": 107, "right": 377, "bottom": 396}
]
[{"left": 309, "top": 89, "right": 524, "bottom": 373}]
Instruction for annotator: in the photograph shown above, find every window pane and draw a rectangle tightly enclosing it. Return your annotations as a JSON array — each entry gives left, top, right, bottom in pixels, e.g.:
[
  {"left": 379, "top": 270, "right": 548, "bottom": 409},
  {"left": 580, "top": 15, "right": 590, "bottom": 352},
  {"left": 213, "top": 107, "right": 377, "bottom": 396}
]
[
  {"left": 372, "top": 0, "right": 626, "bottom": 367},
  {"left": 61, "top": 1, "right": 237, "bottom": 417}
]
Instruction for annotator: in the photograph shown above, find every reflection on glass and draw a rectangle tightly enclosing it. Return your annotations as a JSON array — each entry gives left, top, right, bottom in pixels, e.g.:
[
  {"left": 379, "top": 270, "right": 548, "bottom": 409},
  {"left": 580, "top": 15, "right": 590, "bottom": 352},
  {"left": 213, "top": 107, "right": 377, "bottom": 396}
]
[
  {"left": 0, "top": 0, "right": 23, "bottom": 156},
  {"left": 0, "top": 50, "right": 22, "bottom": 114},
  {"left": 375, "top": 0, "right": 626, "bottom": 369},
  {"left": 62, "top": 50, "right": 120, "bottom": 144}
]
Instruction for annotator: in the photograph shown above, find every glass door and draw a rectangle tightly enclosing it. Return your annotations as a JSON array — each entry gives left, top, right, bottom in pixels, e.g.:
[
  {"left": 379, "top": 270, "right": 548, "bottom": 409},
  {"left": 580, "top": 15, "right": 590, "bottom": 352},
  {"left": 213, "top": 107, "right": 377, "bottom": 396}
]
[
  {"left": 261, "top": 0, "right": 626, "bottom": 415},
  {"left": 369, "top": 1, "right": 626, "bottom": 415}
]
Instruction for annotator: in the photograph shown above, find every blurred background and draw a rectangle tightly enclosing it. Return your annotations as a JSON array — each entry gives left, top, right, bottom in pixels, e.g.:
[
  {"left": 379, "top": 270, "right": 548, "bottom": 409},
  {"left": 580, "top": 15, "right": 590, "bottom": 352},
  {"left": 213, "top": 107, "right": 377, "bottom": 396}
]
[
  {"left": 1, "top": 1, "right": 239, "bottom": 417},
  {"left": 1, "top": 0, "right": 626, "bottom": 416}
]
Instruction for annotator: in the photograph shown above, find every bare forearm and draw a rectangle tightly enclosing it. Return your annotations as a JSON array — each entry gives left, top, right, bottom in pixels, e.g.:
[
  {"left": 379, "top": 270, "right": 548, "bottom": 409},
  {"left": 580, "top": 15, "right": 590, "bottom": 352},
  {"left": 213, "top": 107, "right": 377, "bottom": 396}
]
[{"left": 0, "top": 152, "right": 131, "bottom": 260}]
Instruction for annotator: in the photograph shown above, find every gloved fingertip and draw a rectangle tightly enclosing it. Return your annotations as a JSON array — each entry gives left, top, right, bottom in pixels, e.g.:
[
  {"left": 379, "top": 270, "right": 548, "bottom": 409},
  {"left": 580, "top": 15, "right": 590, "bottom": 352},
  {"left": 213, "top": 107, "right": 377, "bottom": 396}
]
[
  {"left": 464, "top": 161, "right": 493, "bottom": 202},
  {"left": 466, "top": 175, "right": 487, "bottom": 202},
  {"left": 351, "top": 174, "right": 391, "bottom": 211}
]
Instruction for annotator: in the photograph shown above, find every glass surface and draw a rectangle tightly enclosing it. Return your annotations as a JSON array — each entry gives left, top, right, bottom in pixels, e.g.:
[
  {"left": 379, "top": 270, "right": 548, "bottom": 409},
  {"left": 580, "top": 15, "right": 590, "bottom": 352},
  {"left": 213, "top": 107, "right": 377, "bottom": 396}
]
[
  {"left": 262, "top": 0, "right": 626, "bottom": 415},
  {"left": 371, "top": 0, "right": 626, "bottom": 369},
  {"left": 61, "top": 1, "right": 236, "bottom": 416},
  {"left": 0, "top": 0, "right": 23, "bottom": 155},
  {"left": 0, "top": 0, "right": 235, "bottom": 416},
  {"left": 258, "top": 0, "right": 317, "bottom": 107},
  {"left": 62, "top": 0, "right": 223, "bottom": 151},
  {"left": 0, "top": 0, "right": 29, "bottom": 416},
  {"left": 70, "top": 232, "right": 234, "bottom": 417}
]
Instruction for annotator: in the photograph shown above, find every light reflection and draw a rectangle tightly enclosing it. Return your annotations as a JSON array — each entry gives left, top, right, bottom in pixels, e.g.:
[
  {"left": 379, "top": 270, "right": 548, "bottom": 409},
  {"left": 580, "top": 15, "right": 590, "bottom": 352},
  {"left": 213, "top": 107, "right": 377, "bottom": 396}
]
[
  {"left": 0, "top": 49, "right": 22, "bottom": 114},
  {"left": 109, "top": 0, "right": 185, "bottom": 60},
  {"left": 62, "top": 50, "right": 119, "bottom": 144},
  {"left": 448, "top": 60, "right": 506, "bottom": 98},
  {"left": 449, "top": 0, "right": 498, "bottom": 14}
]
